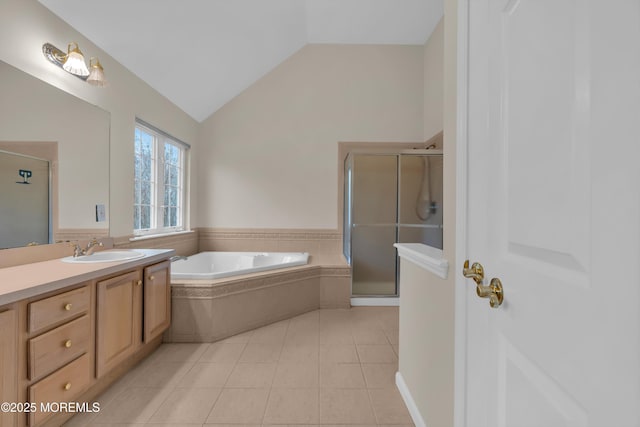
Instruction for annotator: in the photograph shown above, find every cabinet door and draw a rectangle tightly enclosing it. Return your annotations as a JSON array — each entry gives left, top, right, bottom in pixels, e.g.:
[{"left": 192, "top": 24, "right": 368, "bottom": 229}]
[
  {"left": 0, "top": 309, "right": 17, "bottom": 427},
  {"left": 143, "top": 261, "right": 171, "bottom": 343},
  {"left": 96, "top": 270, "right": 142, "bottom": 378}
]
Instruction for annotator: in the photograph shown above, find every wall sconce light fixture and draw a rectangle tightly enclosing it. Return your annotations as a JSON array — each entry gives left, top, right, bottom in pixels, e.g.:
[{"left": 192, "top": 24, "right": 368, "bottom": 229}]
[{"left": 43, "top": 42, "right": 107, "bottom": 87}]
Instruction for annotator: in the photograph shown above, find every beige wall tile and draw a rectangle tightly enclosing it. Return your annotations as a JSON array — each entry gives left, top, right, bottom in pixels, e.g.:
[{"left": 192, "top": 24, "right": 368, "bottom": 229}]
[
  {"left": 320, "top": 277, "right": 351, "bottom": 309},
  {"left": 277, "top": 239, "right": 319, "bottom": 254},
  {"left": 168, "top": 298, "right": 213, "bottom": 341}
]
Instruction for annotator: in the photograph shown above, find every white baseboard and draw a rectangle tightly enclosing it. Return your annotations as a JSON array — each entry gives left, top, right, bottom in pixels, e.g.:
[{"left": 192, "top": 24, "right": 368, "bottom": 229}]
[
  {"left": 396, "top": 371, "right": 427, "bottom": 427},
  {"left": 350, "top": 297, "right": 399, "bottom": 306}
]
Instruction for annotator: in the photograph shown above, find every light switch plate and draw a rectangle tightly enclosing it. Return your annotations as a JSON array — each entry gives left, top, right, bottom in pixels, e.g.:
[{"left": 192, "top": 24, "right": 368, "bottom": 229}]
[{"left": 96, "top": 204, "right": 106, "bottom": 222}]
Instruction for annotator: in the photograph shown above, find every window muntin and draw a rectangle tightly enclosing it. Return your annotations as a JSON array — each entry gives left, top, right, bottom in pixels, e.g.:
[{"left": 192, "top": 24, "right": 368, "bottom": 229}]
[{"left": 134, "top": 123, "right": 187, "bottom": 235}]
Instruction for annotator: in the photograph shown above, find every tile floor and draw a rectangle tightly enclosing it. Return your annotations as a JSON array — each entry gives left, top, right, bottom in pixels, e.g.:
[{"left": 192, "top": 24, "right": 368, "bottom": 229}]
[{"left": 64, "top": 307, "right": 413, "bottom": 426}]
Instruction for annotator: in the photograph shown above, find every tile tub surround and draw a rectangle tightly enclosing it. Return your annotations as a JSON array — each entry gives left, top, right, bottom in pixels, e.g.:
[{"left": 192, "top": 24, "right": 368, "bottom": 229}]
[
  {"left": 198, "top": 228, "right": 344, "bottom": 264},
  {"left": 114, "top": 230, "right": 199, "bottom": 257},
  {"left": 63, "top": 307, "right": 410, "bottom": 426},
  {"left": 166, "top": 264, "right": 351, "bottom": 343}
]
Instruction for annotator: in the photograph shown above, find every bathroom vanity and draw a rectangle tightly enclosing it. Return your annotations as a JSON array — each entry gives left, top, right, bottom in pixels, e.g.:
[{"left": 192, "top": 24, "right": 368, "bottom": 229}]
[{"left": 0, "top": 249, "right": 173, "bottom": 427}]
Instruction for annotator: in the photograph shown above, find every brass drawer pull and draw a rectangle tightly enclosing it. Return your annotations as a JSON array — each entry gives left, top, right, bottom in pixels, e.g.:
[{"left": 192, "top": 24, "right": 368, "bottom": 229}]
[
  {"left": 63, "top": 303, "right": 72, "bottom": 311},
  {"left": 63, "top": 382, "right": 71, "bottom": 391},
  {"left": 64, "top": 339, "right": 72, "bottom": 348},
  {"left": 148, "top": 275, "right": 155, "bottom": 281}
]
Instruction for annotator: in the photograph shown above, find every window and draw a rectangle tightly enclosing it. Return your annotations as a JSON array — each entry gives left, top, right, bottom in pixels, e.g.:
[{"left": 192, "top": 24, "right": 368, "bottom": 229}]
[{"left": 134, "top": 120, "right": 188, "bottom": 235}]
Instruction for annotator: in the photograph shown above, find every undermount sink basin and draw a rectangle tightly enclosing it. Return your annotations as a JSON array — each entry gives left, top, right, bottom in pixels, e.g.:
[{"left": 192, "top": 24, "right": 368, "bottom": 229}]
[{"left": 61, "top": 250, "right": 146, "bottom": 263}]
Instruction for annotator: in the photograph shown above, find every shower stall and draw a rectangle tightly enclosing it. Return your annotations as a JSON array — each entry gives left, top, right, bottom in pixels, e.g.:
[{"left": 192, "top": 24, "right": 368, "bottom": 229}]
[{"left": 343, "top": 150, "right": 443, "bottom": 298}]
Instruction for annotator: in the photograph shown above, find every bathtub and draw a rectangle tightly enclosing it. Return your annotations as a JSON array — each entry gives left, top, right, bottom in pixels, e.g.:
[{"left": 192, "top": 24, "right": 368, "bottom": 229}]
[{"left": 170, "top": 251, "right": 310, "bottom": 280}]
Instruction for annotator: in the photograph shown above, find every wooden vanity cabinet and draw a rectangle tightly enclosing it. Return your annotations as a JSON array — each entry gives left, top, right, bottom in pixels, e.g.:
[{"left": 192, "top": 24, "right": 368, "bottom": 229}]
[
  {"left": 95, "top": 270, "right": 142, "bottom": 379},
  {"left": 26, "top": 284, "right": 92, "bottom": 427},
  {"left": 0, "top": 308, "right": 18, "bottom": 427},
  {"left": 95, "top": 260, "right": 171, "bottom": 378},
  {"left": 143, "top": 260, "right": 171, "bottom": 343},
  {"left": 0, "top": 255, "right": 172, "bottom": 427}
]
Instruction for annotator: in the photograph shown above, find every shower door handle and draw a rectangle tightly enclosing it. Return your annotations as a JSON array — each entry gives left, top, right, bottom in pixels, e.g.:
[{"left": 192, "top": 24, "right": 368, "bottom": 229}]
[{"left": 462, "top": 260, "right": 504, "bottom": 308}]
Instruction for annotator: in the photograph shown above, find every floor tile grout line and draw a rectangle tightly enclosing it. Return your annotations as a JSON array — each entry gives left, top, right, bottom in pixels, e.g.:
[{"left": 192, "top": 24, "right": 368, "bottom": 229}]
[
  {"left": 71, "top": 308, "right": 401, "bottom": 426},
  {"left": 202, "top": 340, "right": 245, "bottom": 424},
  {"left": 260, "top": 314, "right": 293, "bottom": 424}
]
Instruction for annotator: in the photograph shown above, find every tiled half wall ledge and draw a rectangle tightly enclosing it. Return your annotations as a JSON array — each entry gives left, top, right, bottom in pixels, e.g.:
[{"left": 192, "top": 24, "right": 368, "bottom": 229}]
[{"left": 165, "top": 264, "right": 351, "bottom": 343}]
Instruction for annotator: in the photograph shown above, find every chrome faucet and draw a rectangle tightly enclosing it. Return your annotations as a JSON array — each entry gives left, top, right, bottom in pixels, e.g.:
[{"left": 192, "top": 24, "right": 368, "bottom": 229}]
[
  {"left": 70, "top": 238, "right": 103, "bottom": 257},
  {"left": 170, "top": 255, "right": 188, "bottom": 262}
]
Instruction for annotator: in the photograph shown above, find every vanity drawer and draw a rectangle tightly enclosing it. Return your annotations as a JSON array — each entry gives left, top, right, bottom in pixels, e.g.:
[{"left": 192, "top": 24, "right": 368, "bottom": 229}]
[
  {"left": 29, "top": 285, "right": 90, "bottom": 333},
  {"left": 28, "top": 315, "right": 90, "bottom": 381},
  {"left": 28, "top": 353, "right": 90, "bottom": 426}
]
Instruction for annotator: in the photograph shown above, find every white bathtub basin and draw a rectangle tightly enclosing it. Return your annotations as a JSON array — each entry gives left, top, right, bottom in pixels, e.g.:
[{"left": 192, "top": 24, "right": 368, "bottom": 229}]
[
  {"left": 171, "top": 251, "right": 309, "bottom": 280},
  {"left": 61, "top": 250, "right": 146, "bottom": 263}
]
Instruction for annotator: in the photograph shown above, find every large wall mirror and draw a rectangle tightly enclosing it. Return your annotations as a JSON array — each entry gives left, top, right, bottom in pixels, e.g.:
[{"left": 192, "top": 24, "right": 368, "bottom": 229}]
[{"left": 0, "top": 60, "right": 110, "bottom": 249}]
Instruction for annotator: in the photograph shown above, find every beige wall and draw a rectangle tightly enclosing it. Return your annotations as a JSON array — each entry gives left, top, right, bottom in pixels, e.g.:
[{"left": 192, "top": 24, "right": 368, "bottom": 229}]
[
  {"left": 423, "top": 18, "right": 445, "bottom": 140},
  {"left": 397, "top": 11, "right": 455, "bottom": 427},
  {"left": 198, "top": 44, "right": 424, "bottom": 229},
  {"left": 0, "top": 0, "right": 199, "bottom": 238}
]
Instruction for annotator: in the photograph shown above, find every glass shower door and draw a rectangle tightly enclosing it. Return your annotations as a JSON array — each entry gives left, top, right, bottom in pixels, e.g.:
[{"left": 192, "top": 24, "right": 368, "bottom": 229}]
[
  {"left": 349, "top": 154, "right": 398, "bottom": 296},
  {"left": 398, "top": 154, "right": 443, "bottom": 249}
]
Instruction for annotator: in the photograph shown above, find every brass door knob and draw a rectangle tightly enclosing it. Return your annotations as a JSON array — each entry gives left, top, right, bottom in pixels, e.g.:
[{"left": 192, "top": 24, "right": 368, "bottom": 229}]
[
  {"left": 64, "top": 303, "right": 72, "bottom": 311},
  {"left": 462, "top": 260, "right": 504, "bottom": 308},
  {"left": 137, "top": 280, "right": 142, "bottom": 286},
  {"left": 462, "top": 260, "right": 484, "bottom": 285},
  {"left": 63, "top": 382, "right": 71, "bottom": 391},
  {"left": 64, "top": 340, "right": 72, "bottom": 348},
  {"left": 148, "top": 275, "right": 155, "bottom": 281}
]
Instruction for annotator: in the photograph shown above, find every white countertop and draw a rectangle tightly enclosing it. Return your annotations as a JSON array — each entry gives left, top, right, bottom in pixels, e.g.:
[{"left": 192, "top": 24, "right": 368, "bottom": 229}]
[
  {"left": 0, "top": 248, "right": 175, "bottom": 306},
  {"left": 394, "top": 243, "right": 449, "bottom": 279}
]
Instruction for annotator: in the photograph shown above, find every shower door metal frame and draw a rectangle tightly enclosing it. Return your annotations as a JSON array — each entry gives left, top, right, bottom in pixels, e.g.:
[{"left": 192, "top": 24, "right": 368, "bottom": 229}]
[{"left": 344, "top": 149, "right": 443, "bottom": 298}]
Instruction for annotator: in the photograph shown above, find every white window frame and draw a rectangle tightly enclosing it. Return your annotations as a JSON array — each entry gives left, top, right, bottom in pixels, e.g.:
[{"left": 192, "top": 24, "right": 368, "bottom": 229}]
[{"left": 134, "top": 120, "right": 189, "bottom": 236}]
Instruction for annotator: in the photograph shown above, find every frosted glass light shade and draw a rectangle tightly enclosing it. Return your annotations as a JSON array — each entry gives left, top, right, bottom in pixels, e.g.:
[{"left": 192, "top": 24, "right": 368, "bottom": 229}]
[
  {"left": 62, "top": 43, "right": 89, "bottom": 76},
  {"left": 87, "top": 58, "right": 107, "bottom": 86}
]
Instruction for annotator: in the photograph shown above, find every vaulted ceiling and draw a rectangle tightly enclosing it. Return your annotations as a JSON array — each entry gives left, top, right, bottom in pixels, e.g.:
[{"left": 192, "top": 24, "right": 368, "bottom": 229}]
[{"left": 39, "top": 0, "right": 443, "bottom": 122}]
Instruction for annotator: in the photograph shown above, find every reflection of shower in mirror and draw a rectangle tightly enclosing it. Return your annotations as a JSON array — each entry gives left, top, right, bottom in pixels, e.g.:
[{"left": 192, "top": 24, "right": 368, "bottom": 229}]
[{"left": 415, "top": 145, "right": 437, "bottom": 221}]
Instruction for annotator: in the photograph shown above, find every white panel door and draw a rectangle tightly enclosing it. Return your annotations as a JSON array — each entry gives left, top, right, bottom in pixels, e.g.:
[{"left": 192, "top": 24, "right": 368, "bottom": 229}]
[{"left": 464, "top": 1, "right": 640, "bottom": 426}]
